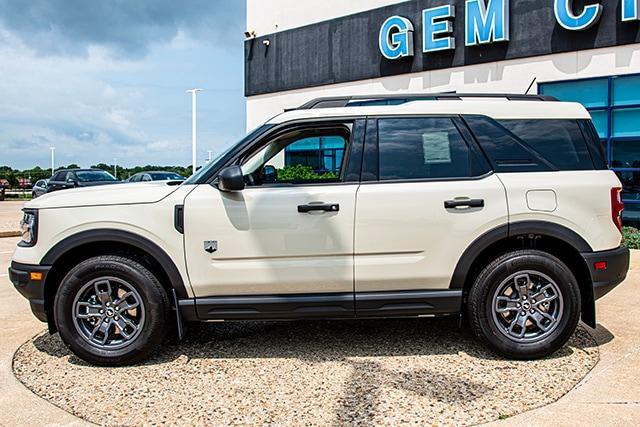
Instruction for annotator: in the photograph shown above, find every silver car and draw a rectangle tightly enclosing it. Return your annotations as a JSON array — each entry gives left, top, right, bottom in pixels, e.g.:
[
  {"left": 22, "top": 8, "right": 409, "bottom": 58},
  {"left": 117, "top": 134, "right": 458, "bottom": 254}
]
[{"left": 31, "top": 179, "right": 48, "bottom": 198}]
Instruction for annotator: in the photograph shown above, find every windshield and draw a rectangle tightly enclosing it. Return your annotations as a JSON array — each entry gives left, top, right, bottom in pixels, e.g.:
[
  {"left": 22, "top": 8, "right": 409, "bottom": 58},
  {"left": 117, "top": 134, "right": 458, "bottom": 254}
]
[
  {"left": 149, "top": 172, "right": 184, "bottom": 181},
  {"left": 76, "top": 170, "right": 117, "bottom": 182},
  {"left": 184, "top": 125, "right": 273, "bottom": 184}
]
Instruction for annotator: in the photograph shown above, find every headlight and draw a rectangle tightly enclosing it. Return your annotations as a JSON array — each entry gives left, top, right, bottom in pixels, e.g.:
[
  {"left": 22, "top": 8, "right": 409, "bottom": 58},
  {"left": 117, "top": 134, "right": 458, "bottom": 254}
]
[{"left": 19, "top": 210, "right": 38, "bottom": 247}]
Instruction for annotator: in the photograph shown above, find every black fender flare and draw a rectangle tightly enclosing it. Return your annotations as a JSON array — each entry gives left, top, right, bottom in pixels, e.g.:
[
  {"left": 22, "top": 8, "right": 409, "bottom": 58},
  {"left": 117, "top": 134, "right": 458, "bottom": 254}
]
[
  {"left": 449, "top": 220, "right": 593, "bottom": 289},
  {"left": 41, "top": 229, "right": 190, "bottom": 298}
]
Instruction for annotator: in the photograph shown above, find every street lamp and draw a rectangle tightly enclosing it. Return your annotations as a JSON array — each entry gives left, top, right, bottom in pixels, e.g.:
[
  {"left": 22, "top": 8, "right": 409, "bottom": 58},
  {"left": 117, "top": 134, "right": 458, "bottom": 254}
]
[
  {"left": 50, "top": 147, "right": 55, "bottom": 177},
  {"left": 186, "top": 89, "right": 203, "bottom": 175}
]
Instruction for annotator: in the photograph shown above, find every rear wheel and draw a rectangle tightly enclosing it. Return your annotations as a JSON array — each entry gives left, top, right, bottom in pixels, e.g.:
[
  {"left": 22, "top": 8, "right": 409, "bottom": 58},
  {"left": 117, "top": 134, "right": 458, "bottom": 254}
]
[
  {"left": 54, "top": 255, "right": 169, "bottom": 366},
  {"left": 468, "top": 250, "right": 581, "bottom": 359}
]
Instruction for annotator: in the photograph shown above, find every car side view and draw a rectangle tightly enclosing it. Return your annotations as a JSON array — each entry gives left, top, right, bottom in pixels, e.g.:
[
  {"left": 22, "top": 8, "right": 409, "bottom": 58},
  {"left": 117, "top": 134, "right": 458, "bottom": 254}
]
[
  {"left": 46, "top": 168, "right": 120, "bottom": 193},
  {"left": 9, "top": 94, "right": 630, "bottom": 366},
  {"left": 31, "top": 179, "right": 48, "bottom": 198}
]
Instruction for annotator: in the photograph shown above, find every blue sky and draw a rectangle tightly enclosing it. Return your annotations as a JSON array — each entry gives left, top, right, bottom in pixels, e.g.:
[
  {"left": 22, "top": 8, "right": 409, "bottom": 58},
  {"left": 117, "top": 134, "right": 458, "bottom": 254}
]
[{"left": 0, "top": 0, "right": 246, "bottom": 170}]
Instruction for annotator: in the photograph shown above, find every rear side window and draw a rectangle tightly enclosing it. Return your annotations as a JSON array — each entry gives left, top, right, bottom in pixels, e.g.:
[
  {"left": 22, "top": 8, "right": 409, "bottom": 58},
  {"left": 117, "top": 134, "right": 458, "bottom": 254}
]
[
  {"left": 497, "top": 119, "right": 593, "bottom": 170},
  {"left": 464, "top": 116, "right": 596, "bottom": 172},
  {"left": 52, "top": 172, "right": 66, "bottom": 181},
  {"left": 463, "top": 116, "right": 551, "bottom": 172},
  {"left": 377, "top": 117, "right": 479, "bottom": 180}
]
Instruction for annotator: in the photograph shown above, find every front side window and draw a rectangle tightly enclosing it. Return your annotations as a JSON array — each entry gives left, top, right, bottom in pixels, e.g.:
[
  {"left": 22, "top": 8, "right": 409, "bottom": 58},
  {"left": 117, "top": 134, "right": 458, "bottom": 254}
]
[
  {"left": 377, "top": 117, "right": 473, "bottom": 180},
  {"left": 241, "top": 126, "right": 350, "bottom": 186}
]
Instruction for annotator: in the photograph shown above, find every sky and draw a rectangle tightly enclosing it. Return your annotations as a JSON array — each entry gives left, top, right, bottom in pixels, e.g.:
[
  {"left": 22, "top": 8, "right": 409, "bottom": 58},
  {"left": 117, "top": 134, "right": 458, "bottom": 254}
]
[{"left": 0, "top": 0, "right": 247, "bottom": 170}]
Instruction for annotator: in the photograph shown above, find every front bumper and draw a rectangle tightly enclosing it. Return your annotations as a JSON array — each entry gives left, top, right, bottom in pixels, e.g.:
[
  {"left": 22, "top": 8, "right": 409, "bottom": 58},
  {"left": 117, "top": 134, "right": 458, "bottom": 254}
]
[
  {"left": 8, "top": 261, "right": 51, "bottom": 322},
  {"left": 581, "top": 246, "right": 630, "bottom": 300}
]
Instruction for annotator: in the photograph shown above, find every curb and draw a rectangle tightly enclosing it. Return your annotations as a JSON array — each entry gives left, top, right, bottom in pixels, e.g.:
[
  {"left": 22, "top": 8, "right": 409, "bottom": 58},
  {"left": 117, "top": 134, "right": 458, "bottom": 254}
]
[{"left": 0, "top": 231, "right": 21, "bottom": 238}]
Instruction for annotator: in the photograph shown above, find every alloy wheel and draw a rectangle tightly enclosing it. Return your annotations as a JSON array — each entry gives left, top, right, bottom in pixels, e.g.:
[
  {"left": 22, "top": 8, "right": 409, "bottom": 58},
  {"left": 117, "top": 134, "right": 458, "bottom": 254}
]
[
  {"left": 491, "top": 270, "right": 564, "bottom": 343},
  {"left": 72, "top": 277, "right": 145, "bottom": 350}
]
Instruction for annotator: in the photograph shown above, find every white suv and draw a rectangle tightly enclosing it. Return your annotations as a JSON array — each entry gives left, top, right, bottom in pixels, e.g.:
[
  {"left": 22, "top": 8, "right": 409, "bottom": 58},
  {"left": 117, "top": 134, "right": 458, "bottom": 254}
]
[{"left": 9, "top": 94, "right": 630, "bottom": 365}]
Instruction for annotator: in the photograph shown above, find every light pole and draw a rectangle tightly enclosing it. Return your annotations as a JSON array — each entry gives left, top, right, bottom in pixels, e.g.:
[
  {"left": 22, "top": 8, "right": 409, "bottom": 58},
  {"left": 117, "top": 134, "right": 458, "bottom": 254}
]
[
  {"left": 207, "top": 150, "right": 213, "bottom": 164},
  {"left": 186, "top": 89, "right": 202, "bottom": 175},
  {"left": 49, "top": 147, "right": 55, "bottom": 177}
]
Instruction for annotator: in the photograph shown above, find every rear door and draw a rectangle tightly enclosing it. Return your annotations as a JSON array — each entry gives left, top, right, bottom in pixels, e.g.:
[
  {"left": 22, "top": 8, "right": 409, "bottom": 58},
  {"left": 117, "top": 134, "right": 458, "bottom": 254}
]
[{"left": 354, "top": 117, "right": 508, "bottom": 316}]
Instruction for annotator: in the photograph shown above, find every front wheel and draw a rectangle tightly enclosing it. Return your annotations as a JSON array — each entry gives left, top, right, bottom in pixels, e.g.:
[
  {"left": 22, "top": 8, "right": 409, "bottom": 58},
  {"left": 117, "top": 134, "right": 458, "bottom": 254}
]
[
  {"left": 467, "top": 250, "right": 581, "bottom": 359},
  {"left": 54, "top": 255, "right": 170, "bottom": 366}
]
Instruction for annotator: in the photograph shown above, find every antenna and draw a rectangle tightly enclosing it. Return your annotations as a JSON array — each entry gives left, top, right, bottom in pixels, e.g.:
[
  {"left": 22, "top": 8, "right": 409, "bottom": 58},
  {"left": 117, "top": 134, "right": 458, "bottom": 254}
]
[{"left": 525, "top": 77, "right": 537, "bottom": 95}]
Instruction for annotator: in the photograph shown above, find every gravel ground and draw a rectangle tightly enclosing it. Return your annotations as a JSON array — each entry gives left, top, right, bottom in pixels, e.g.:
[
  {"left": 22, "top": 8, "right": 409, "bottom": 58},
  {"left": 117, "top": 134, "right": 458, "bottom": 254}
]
[{"left": 14, "top": 318, "right": 598, "bottom": 426}]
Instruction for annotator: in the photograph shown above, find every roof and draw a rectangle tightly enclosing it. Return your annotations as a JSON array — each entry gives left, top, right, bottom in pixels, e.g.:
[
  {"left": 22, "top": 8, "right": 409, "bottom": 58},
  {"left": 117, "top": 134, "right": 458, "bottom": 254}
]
[{"left": 267, "top": 97, "right": 591, "bottom": 124}]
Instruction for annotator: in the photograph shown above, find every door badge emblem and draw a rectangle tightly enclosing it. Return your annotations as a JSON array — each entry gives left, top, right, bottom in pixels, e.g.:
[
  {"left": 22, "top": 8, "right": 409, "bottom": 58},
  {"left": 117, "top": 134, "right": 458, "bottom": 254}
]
[{"left": 204, "top": 240, "right": 218, "bottom": 254}]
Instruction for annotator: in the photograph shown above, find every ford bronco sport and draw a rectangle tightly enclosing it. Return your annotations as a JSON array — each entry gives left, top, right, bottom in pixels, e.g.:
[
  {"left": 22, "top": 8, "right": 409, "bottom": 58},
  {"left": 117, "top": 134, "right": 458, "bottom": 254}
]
[{"left": 9, "top": 94, "right": 630, "bottom": 365}]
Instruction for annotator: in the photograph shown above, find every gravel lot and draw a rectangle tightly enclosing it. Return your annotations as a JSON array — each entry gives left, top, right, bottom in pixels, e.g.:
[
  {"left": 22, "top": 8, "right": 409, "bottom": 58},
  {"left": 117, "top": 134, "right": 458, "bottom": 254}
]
[{"left": 14, "top": 318, "right": 597, "bottom": 426}]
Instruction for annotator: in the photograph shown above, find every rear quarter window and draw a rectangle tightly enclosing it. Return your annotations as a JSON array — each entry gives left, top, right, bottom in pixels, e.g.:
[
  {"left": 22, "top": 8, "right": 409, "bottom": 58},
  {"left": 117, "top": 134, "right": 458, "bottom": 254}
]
[
  {"left": 464, "top": 116, "right": 596, "bottom": 172},
  {"left": 497, "top": 119, "right": 594, "bottom": 170}
]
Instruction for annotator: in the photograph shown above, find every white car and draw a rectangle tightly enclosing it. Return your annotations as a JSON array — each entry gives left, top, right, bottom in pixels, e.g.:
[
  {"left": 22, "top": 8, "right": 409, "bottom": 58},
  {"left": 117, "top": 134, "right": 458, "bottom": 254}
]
[{"left": 9, "top": 94, "right": 630, "bottom": 365}]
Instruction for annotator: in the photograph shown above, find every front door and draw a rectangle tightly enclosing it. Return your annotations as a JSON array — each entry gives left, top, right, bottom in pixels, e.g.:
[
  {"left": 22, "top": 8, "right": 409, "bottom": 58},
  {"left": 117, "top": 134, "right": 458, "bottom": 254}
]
[{"left": 183, "top": 120, "right": 364, "bottom": 319}]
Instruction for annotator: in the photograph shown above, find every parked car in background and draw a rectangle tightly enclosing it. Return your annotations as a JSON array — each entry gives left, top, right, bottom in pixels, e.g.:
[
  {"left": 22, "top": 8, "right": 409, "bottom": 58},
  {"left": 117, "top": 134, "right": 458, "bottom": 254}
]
[
  {"left": 46, "top": 169, "right": 120, "bottom": 193},
  {"left": 32, "top": 179, "right": 48, "bottom": 198},
  {"left": 127, "top": 171, "right": 185, "bottom": 182}
]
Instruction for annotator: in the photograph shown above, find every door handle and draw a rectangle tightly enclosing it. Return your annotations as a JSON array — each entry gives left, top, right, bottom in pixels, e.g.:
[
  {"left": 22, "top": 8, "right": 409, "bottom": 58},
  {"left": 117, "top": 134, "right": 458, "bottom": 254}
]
[
  {"left": 297, "top": 203, "right": 340, "bottom": 213},
  {"left": 444, "top": 199, "right": 485, "bottom": 209}
]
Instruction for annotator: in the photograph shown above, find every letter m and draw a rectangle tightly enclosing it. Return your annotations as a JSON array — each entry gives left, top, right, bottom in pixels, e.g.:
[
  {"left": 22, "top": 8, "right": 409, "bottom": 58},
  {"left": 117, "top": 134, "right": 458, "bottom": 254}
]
[{"left": 465, "top": 0, "right": 510, "bottom": 46}]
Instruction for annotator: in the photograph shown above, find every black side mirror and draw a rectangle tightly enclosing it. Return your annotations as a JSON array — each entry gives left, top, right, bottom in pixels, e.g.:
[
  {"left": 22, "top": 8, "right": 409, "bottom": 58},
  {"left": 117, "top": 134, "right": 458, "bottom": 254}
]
[
  {"left": 262, "top": 165, "right": 277, "bottom": 184},
  {"left": 217, "top": 165, "right": 245, "bottom": 192}
]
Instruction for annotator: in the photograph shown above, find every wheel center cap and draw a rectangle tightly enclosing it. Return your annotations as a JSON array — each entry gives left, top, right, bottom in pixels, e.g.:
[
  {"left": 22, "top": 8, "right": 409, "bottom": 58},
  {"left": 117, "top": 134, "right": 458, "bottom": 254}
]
[
  {"left": 522, "top": 302, "right": 531, "bottom": 310},
  {"left": 105, "top": 308, "right": 115, "bottom": 317}
]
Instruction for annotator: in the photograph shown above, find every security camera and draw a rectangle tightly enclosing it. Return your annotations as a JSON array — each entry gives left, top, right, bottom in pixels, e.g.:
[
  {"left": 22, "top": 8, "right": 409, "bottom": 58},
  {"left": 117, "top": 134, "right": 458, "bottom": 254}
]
[{"left": 244, "top": 30, "right": 256, "bottom": 39}]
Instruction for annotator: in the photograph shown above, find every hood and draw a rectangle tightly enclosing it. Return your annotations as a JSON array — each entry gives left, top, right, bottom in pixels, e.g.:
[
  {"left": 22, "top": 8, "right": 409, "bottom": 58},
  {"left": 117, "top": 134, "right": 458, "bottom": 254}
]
[{"left": 26, "top": 182, "right": 181, "bottom": 209}]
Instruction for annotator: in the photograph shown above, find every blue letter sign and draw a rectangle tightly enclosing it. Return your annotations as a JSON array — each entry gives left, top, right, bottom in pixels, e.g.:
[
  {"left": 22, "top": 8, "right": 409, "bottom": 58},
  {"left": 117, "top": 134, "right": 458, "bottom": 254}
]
[
  {"left": 465, "top": 0, "right": 510, "bottom": 46},
  {"left": 423, "top": 5, "right": 456, "bottom": 52},
  {"left": 379, "top": 16, "right": 414, "bottom": 59},
  {"left": 622, "top": 0, "right": 639, "bottom": 21},
  {"left": 554, "top": 0, "right": 603, "bottom": 30}
]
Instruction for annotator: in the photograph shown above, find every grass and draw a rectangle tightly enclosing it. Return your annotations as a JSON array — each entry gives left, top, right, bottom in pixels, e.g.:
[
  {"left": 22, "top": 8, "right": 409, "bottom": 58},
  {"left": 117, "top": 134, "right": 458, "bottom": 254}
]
[{"left": 622, "top": 226, "right": 640, "bottom": 250}]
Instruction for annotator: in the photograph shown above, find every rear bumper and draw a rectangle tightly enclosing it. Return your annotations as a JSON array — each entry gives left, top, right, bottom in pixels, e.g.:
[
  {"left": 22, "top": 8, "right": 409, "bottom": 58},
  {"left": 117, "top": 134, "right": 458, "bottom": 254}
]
[
  {"left": 581, "top": 246, "right": 630, "bottom": 300},
  {"left": 8, "top": 261, "right": 51, "bottom": 322}
]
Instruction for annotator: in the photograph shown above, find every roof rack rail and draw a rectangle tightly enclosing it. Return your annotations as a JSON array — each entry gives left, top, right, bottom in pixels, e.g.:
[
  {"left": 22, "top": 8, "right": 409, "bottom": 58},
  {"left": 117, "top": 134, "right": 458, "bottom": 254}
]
[{"left": 295, "top": 93, "right": 558, "bottom": 110}]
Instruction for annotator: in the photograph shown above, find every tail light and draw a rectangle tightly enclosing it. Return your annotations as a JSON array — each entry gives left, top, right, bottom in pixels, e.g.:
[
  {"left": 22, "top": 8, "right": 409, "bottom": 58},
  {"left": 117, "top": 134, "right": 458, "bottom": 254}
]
[{"left": 611, "top": 187, "right": 624, "bottom": 233}]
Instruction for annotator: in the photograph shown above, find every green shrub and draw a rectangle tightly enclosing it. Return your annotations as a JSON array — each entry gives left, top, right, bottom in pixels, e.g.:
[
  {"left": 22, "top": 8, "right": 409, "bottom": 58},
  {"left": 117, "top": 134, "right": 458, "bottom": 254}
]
[
  {"left": 277, "top": 164, "right": 337, "bottom": 181},
  {"left": 622, "top": 226, "right": 640, "bottom": 250}
]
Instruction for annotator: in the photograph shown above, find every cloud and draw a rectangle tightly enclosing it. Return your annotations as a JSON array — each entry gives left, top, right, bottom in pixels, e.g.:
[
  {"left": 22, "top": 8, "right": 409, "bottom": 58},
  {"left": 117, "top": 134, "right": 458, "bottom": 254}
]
[{"left": 0, "top": 0, "right": 243, "bottom": 59}]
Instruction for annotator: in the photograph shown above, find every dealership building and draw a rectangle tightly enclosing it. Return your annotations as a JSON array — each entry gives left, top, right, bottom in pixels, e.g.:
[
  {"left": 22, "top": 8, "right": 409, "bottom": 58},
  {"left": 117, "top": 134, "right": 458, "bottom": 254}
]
[{"left": 245, "top": 0, "right": 640, "bottom": 221}]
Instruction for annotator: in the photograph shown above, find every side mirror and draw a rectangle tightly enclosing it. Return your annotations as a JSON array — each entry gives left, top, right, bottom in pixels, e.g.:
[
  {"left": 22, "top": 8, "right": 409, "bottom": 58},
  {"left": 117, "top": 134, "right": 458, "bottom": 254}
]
[
  {"left": 217, "top": 165, "right": 245, "bottom": 192},
  {"left": 66, "top": 178, "right": 76, "bottom": 186},
  {"left": 262, "top": 165, "right": 277, "bottom": 184}
]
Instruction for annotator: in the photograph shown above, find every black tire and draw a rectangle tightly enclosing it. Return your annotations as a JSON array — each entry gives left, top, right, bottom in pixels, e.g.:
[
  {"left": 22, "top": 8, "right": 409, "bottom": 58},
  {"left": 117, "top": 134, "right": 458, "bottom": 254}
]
[
  {"left": 54, "top": 255, "right": 170, "bottom": 366},
  {"left": 467, "top": 250, "right": 581, "bottom": 359}
]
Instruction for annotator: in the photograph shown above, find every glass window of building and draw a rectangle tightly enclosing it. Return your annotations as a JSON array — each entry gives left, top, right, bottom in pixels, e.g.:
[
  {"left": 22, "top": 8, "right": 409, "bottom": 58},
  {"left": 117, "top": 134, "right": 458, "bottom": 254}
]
[
  {"left": 284, "top": 136, "right": 346, "bottom": 174},
  {"left": 540, "top": 74, "right": 640, "bottom": 224}
]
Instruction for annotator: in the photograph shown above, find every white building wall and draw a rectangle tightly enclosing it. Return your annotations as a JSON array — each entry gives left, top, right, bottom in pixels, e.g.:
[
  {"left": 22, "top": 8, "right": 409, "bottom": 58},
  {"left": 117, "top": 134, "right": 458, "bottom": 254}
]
[
  {"left": 245, "top": 1, "right": 640, "bottom": 130},
  {"left": 246, "top": 44, "right": 640, "bottom": 130},
  {"left": 246, "top": 0, "right": 405, "bottom": 35}
]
